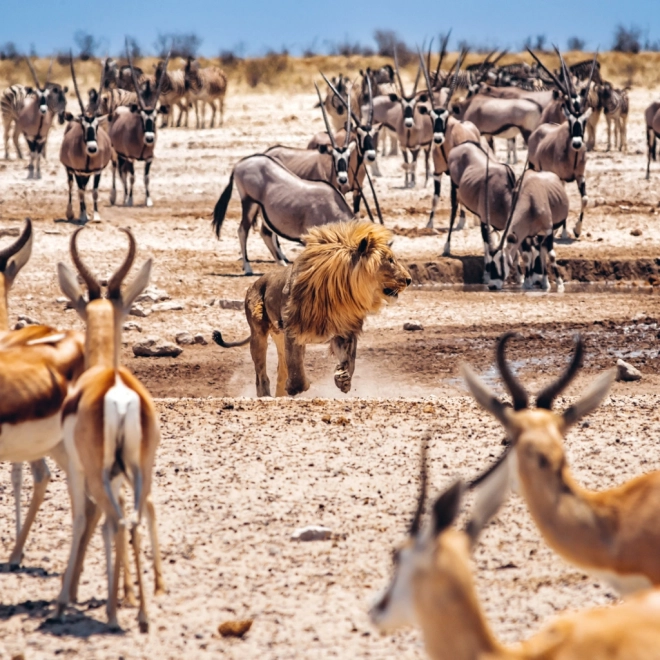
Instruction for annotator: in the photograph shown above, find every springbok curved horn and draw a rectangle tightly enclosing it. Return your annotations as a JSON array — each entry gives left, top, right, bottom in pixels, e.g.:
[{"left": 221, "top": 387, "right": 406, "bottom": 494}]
[
  {"left": 496, "top": 332, "right": 529, "bottom": 410},
  {"left": 125, "top": 38, "right": 145, "bottom": 110},
  {"left": 526, "top": 48, "right": 566, "bottom": 94},
  {"left": 321, "top": 72, "right": 361, "bottom": 127},
  {"left": 69, "top": 53, "right": 86, "bottom": 115},
  {"left": 314, "top": 82, "right": 338, "bottom": 150},
  {"left": 0, "top": 218, "right": 32, "bottom": 271},
  {"left": 409, "top": 440, "right": 428, "bottom": 536},
  {"left": 154, "top": 50, "right": 171, "bottom": 102},
  {"left": 107, "top": 228, "right": 137, "bottom": 299},
  {"left": 70, "top": 227, "right": 101, "bottom": 300},
  {"left": 536, "top": 336, "right": 584, "bottom": 410},
  {"left": 25, "top": 57, "right": 42, "bottom": 91}
]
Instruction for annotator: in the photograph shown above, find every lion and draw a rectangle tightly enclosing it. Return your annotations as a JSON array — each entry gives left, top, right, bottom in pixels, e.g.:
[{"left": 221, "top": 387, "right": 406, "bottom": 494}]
[{"left": 213, "top": 221, "right": 412, "bottom": 397}]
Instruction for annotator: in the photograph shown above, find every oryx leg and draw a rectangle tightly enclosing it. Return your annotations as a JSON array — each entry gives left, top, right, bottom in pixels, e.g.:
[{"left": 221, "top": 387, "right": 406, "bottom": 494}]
[
  {"left": 34, "top": 140, "right": 44, "bottom": 179},
  {"left": 144, "top": 160, "right": 153, "bottom": 207},
  {"left": 117, "top": 154, "right": 129, "bottom": 205},
  {"left": 92, "top": 173, "right": 102, "bottom": 221},
  {"left": 26, "top": 139, "right": 36, "bottom": 179},
  {"left": 126, "top": 161, "right": 135, "bottom": 207},
  {"left": 409, "top": 149, "right": 420, "bottom": 188},
  {"left": 353, "top": 189, "right": 362, "bottom": 215},
  {"left": 621, "top": 116, "right": 628, "bottom": 153},
  {"left": 2, "top": 116, "right": 11, "bottom": 159},
  {"left": 647, "top": 129, "right": 656, "bottom": 180},
  {"left": 284, "top": 334, "right": 309, "bottom": 396},
  {"left": 456, "top": 205, "right": 467, "bottom": 231},
  {"left": 209, "top": 100, "right": 217, "bottom": 128},
  {"left": 574, "top": 177, "right": 587, "bottom": 238},
  {"left": 427, "top": 173, "right": 442, "bottom": 229},
  {"left": 12, "top": 124, "right": 22, "bottom": 160},
  {"left": 272, "top": 332, "right": 288, "bottom": 397},
  {"left": 424, "top": 147, "right": 431, "bottom": 187},
  {"left": 109, "top": 156, "right": 118, "bottom": 205},
  {"left": 402, "top": 149, "right": 410, "bottom": 188},
  {"left": 507, "top": 138, "right": 517, "bottom": 164},
  {"left": 65, "top": 169, "right": 75, "bottom": 220},
  {"left": 259, "top": 223, "right": 287, "bottom": 266},
  {"left": 542, "top": 231, "right": 564, "bottom": 292},
  {"left": 480, "top": 222, "right": 493, "bottom": 285},
  {"left": 521, "top": 238, "right": 534, "bottom": 288},
  {"left": 238, "top": 198, "right": 259, "bottom": 276},
  {"left": 371, "top": 134, "right": 382, "bottom": 176},
  {"left": 75, "top": 174, "right": 90, "bottom": 223},
  {"left": 606, "top": 116, "right": 612, "bottom": 152},
  {"left": 330, "top": 334, "right": 358, "bottom": 394},
  {"left": 219, "top": 97, "right": 225, "bottom": 127},
  {"left": 443, "top": 181, "right": 458, "bottom": 257}
]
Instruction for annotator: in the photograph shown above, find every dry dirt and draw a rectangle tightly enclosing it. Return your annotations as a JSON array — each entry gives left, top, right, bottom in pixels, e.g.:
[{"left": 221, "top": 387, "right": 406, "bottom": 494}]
[{"left": 0, "top": 81, "right": 659, "bottom": 659}]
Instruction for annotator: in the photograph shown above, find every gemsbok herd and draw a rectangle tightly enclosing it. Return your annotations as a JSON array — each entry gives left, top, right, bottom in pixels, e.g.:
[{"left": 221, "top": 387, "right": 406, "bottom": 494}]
[{"left": 1, "top": 33, "right": 660, "bottom": 657}]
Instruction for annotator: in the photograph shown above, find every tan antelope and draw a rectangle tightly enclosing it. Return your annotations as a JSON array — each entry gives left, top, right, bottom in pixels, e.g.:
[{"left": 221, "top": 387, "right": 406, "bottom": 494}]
[
  {"left": 0, "top": 219, "right": 86, "bottom": 567},
  {"left": 56, "top": 226, "right": 164, "bottom": 631},
  {"left": 369, "top": 448, "right": 660, "bottom": 660},
  {"left": 463, "top": 332, "right": 660, "bottom": 595},
  {"left": 184, "top": 57, "right": 227, "bottom": 128},
  {"left": 646, "top": 101, "right": 660, "bottom": 179},
  {"left": 108, "top": 46, "right": 169, "bottom": 208},
  {"left": 600, "top": 83, "right": 629, "bottom": 152},
  {"left": 526, "top": 49, "right": 598, "bottom": 238},
  {"left": 60, "top": 58, "right": 112, "bottom": 223},
  {"left": 317, "top": 73, "right": 361, "bottom": 133},
  {"left": 154, "top": 59, "right": 189, "bottom": 128}
]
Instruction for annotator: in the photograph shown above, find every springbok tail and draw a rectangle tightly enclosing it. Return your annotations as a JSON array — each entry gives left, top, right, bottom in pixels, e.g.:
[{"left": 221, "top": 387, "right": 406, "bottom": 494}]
[
  {"left": 212, "top": 330, "right": 250, "bottom": 348},
  {"left": 212, "top": 172, "right": 234, "bottom": 238}
]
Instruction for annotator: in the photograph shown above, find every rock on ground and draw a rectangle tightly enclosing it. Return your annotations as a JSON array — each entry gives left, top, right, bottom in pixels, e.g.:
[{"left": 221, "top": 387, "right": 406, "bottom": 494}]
[{"left": 133, "top": 337, "right": 182, "bottom": 358}]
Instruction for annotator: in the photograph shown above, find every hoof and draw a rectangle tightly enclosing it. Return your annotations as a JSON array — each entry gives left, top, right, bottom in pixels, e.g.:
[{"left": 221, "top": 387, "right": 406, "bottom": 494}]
[
  {"left": 573, "top": 225, "right": 582, "bottom": 239},
  {"left": 125, "top": 197, "right": 134, "bottom": 207},
  {"left": 79, "top": 212, "right": 88, "bottom": 224},
  {"left": 65, "top": 206, "right": 74, "bottom": 221},
  {"left": 92, "top": 211, "right": 101, "bottom": 222},
  {"left": 334, "top": 370, "right": 352, "bottom": 393},
  {"left": 456, "top": 216, "right": 466, "bottom": 231},
  {"left": 138, "top": 617, "right": 149, "bottom": 634},
  {"left": 109, "top": 190, "right": 117, "bottom": 205},
  {"left": 426, "top": 218, "right": 434, "bottom": 230},
  {"left": 146, "top": 197, "right": 153, "bottom": 208},
  {"left": 442, "top": 242, "right": 451, "bottom": 257},
  {"left": 556, "top": 280, "right": 565, "bottom": 293}
]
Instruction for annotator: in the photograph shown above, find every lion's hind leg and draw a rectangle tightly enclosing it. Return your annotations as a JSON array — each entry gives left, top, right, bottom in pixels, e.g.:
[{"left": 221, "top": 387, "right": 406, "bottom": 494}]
[
  {"left": 246, "top": 292, "right": 271, "bottom": 397},
  {"left": 272, "top": 332, "right": 289, "bottom": 397},
  {"left": 331, "top": 335, "right": 358, "bottom": 394}
]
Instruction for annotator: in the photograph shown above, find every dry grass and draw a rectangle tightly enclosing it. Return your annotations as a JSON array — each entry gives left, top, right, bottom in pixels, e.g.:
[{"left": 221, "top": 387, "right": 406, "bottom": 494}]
[{"left": 1, "top": 51, "right": 659, "bottom": 95}]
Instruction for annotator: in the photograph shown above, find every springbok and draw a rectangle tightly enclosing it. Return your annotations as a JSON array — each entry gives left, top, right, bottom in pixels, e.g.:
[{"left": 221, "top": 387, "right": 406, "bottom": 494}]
[
  {"left": 369, "top": 447, "right": 660, "bottom": 660},
  {"left": 645, "top": 101, "right": 660, "bottom": 179},
  {"left": 56, "top": 226, "right": 164, "bottom": 631},
  {"left": 108, "top": 46, "right": 169, "bottom": 208},
  {"left": 60, "top": 58, "right": 112, "bottom": 223},
  {"left": 184, "top": 57, "right": 227, "bottom": 128},
  {"left": 526, "top": 49, "right": 598, "bottom": 238},
  {"left": 463, "top": 332, "right": 660, "bottom": 596},
  {"left": 0, "top": 219, "right": 86, "bottom": 567},
  {"left": 212, "top": 154, "right": 353, "bottom": 275}
]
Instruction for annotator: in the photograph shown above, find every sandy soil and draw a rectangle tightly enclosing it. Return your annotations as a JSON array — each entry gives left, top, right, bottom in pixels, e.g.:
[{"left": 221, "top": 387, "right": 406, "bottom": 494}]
[{"left": 0, "top": 82, "right": 659, "bottom": 659}]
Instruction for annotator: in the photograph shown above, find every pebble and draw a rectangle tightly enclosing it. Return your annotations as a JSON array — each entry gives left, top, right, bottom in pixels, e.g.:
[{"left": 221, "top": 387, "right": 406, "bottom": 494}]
[
  {"left": 217, "top": 299, "right": 244, "bottom": 311},
  {"left": 14, "top": 315, "right": 41, "bottom": 329},
  {"left": 403, "top": 322, "right": 424, "bottom": 332},
  {"left": 152, "top": 301, "right": 185, "bottom": 313},
  {"left": 176, "top": 332, "right": 195, "bottom": 345},
  {"left": 291, "top": 525, "right": 332, "bottom": 541},
  {"left": 136, "top": 286, "right": 170, "bottom": 303},
  {"left": 123, "top": 321, "right": 142, "bottom": 332},
  {"left": 218, "top": 619, "right": 253, "bottom": 638},
  {"left": 130, "top": 304, "right": 151, "bottom": 318},
  {"left": 630, "top": 228, "right": 642, "bottom": 237},
  {"left": 133, "top": 337, "right": 183, "bottom": 358},
  {"left": 616, "top": 359, "right": 642, "bottom": 382}
]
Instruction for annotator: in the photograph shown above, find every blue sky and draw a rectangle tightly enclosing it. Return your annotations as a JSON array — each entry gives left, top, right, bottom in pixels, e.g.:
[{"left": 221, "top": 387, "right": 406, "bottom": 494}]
[{"left": 2, "top": 0, "right": 658, "bottom": 57}]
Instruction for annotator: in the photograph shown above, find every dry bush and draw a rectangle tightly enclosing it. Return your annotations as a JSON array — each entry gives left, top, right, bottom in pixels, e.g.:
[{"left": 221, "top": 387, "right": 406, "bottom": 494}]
[
  {"left": 374, "top": 30, "right": 415, "bottom": 66},
  {"left": 613, "top": 24, "right": 642, "bottom": 54},
  {"left": 243, "top": 52, "right": 289, "bottom": 88},
  {"left": 567, "top": 37, "right": 586, "bottom": 51}
]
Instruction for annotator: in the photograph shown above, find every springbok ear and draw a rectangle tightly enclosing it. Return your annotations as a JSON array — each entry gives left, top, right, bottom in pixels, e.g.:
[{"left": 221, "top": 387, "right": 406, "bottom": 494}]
[
  {"left": 122, "top": 259, "right": 152, "bottom": 314},
  {"left": 431, "top": 480, "right": 464, "bottom": 537},
  {"left": 57, "top": 262, "right": 87, "bottom": 319},
  {"left": 388, "top": 93, "right": 399, "bottom": 102},
  {"left": 562, "top": 369, "right": 616, "bottom": 430},
  {"left": 4, "top": 229, "right": 34, "bottom": 287},
  {"left": 461, "top": 363, "right": 512, "bottom": 427}
]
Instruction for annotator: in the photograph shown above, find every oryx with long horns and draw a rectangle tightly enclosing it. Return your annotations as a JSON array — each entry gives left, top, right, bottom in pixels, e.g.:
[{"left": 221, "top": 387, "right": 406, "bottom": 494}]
[
  {"left": 108, "top": 41, "right": 169, "bottom": 208},
  {"left": 59, "top": 56, "right": 112, "bottom": 223}
]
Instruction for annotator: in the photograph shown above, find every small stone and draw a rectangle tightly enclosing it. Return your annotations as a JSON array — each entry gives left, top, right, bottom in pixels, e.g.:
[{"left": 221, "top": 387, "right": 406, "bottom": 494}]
[
  {"left": 218, "top": 299, "right": 244, "bottom": 311},
  {"left": 123, "top": 321, "right": 142, "bottom": 332},
  {"left": 152, "top": 300, "right": 184, "bottom": 313},
  {"left": 135, "top": 286, "right": 170, "bottom": 303},
  {"left": 218, "top": 619, "right": 253, "bottom": 638},
  {"left": 403, "top": 322, "right": 423, "bottom": 332},
  {"left": 193, "top": 333, "right": 208, "bottom": 345},
  {"left": 291, "top": 525, "right": 332, "bottom": 542},
  {"left": 56, "top": 296, "right": 69, "bottom": 303},
  {"left": 176, "top": 332, "right": 195, "bottom": 346},
  {"left": 133, "top": 337, "right": 183, "bottom": 358},
  {"left": 130, "top": 304, "right": 151, "bottom": 318},
  {"left": 631, "top": 228, "right": 642, "bottom": 237},
  {"left": 616, "top": 359, "right": 642, "bottom": 382}
]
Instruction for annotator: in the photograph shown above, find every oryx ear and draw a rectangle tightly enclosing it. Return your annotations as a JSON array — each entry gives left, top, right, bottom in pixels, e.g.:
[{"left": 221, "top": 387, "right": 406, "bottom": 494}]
[
  {"left": 57, "top": 262, "right": 87, "bottom": 319},
  {"left": 388, "top": 93, "right": 399, "bottom": 102},
  {"left": 562, "top": 104, "right": 571, "bottom": 119},
  {"left": 317, "top": 144, "right": 329, "bottom": 154},
  {"left": 431, "top": 480, "right": 464, "bottom": 537},
  {"left": 130, "top": 103, "right": 139, "bottom": 113},
  {"left": 452, "top": 104, "right": 461, "bottom": 115},
  {"left": 25, "top": 86, "right": 33, "bottom": 94},
  {"left": 552, "top": 89, "right": 560, "bottom": 100},
  {"left": 417, "top": 105, "right": 428, "bottom": 114},
  {"left": 64, "top": 111, "right": 74, "bottom": 122},
  {"left": 122, "top": 259, "right": 152, "bottom": 315},
  {"left": 63, "top": 86, "right": 69, "bottom": 93},
  {"left": 461, "top": 363, "right": 512, "bottom": 427},
  {"left": 562, "top": 369, "right": 616, "bottom": 430},
  {"left": 506, "top": 233, "right": 517, "bottom": 244}
]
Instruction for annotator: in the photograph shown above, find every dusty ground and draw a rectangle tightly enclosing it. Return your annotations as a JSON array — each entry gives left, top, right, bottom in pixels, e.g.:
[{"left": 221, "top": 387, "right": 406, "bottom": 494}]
[{"left": 0, "top": 80, "right": 659, "bottom": 659}]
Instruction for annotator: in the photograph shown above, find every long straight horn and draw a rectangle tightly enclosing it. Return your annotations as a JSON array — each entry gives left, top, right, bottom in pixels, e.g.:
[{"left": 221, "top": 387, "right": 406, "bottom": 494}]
[
  {"left": 536, "top": 336, "right": 584, "bottom": 409},
  {"left": 0, "top": 218, "right": 32, "bottom": 270},
  {"left": 444, "top": 49, "right": 465, "bottom": 108},
  {"left": 366, "top": 74, "right": 374, "bottom": 128},
  {"left": 526, "top": 48, "right": 566, "bottom": 94},
  {"left": 69, "top": 53, "right": 86, "bottom": 115},
  {"left": 555, "top": 47, "right": 575, "bottom": 99},
  {"left": 433, "top": 30, "right": 451, "bottom": 83},
  {"left": 344, "top": 82, "right": 352, "bottom": 148},
  {"left": 496, "top": 332, "right": 529, "bottom": 410},
  {"left": 364, "top": 165, "right": 384, "bottom": 224},
  {"left": 409, "top": 439, "right": 428, "bottom": 537},
  {"left": 96, "top": 60, "right": 107, "bottom": 112},
  {"left": 582, "top": 50, "right": 599, "bottom": 111},
  {"left": 45, "top": 57, "right": 53, "bottom": 86},
  {"left": 496, "top": 158, "right": 529, "bottom": 252},
  {"left": 155, "top": 50, "right": 171, "bottom": 102},
  {"left": 418, "top": 49, "right": 434, "bottom": 107},
  {"left": 107, "top": 228, "right": 137, "bottom": 300},
  {"left": 393, "top": 46, "right": 406, "bottom": 97},
  {"left": 491, "top": 50, "right": 508, "bottom": 67},
  {"left": 320, "top": 72, "right": 361, "bottom": 126},
  {"left": 125, "top": 38, "right": 145, "bottom": 110},
  {"left": 70, "top": 227, "right": 101, "bottom": 300},
  {"left": 314, "top": 82, "right": 338, "bottom": 149},
  {"left": 25, "top": 57, "right": 42, "bottom": 90},
  {"left": 412, "top": 63, "right": 421, "bottom": 97}
]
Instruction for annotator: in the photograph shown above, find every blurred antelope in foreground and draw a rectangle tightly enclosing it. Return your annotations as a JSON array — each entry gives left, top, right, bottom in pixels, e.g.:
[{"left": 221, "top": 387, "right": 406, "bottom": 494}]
[
  {"left": 370, "top": 445, "right": 660, "bottom": 660},
  {"left": 646, "top": 101, "right": 660, "bottom": 179},
  {"left": 56, "top": 227, "right": 164, "bottom": 631},
  {"left": 464, "top": 332, "right": 660, "bottom": 595}
]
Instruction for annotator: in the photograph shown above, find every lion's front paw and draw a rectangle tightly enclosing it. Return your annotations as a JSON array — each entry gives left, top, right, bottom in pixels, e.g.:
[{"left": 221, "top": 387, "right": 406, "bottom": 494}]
[{"left": 334, "top": 369, "right": 352, "bottom": 393}]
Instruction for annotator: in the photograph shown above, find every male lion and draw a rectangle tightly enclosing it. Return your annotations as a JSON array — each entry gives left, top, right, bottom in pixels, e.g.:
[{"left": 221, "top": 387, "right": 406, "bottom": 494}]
[{"left": 213, "top": 221, "right": 411, "bottom": 397}]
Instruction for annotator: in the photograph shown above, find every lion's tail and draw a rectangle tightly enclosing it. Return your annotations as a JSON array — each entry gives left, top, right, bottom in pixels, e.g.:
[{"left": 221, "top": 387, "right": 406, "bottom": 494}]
[
  {"left": 212, "top": 172, "right": 234, "bottom": 239},
  {"left": 212, "top": 330, "right": 250, "bottom": 348}
]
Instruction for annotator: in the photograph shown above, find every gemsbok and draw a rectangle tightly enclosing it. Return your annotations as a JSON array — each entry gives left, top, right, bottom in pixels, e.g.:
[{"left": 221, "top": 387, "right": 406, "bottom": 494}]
[
  {"left": 108, "top": 45, "right": 169, "bottom": 208},
  {"left": 463, "top": 332, "right": 660, "bottom": 596},
  {"left": 56, "top": 226, "right": 164, "bottom": 631},
  {"left": 212, "top": 154, "right": 354, "bottom": 275},
  {"left": 646, "top": 100, "right": 660, "bottom": 179},
  {"left": 60, "top": 58, "right": 112, "bottom": 223},
  {"left": 369, "top": 446, "right": 660, "bottom": 660}
]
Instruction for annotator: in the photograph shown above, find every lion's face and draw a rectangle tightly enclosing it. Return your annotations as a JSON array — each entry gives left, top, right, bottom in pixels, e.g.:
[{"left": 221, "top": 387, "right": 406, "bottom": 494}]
[{"left": 378, "top": 248, "right": 412, "bottom": 299}]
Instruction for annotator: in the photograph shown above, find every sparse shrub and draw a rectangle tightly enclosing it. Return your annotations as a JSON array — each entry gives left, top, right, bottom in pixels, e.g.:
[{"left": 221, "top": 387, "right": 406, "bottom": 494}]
[
  {"left": 125, "top": 36, "right": 141, "bottom": 59},
  {"left": 220, "top": 49, "right": 241, "bottom": 67},
  {"left": 457, "top": 39, "right": 496, "bottom": 55},
  {"left": 567, "top": 36, "right": 586, "bottom": 51},
  {"left": 374, "top": 30, "right": 414, "bottom": 65},
  {"left": 244, "top": 51, "right": 289, "bottom": 88},
  {"left": 0, "top": 42, "right": 19, "bottom": 61},
  {"left": 74, "top": 31, "right": 100, "bottom": 61},
  {"left": 330, "top": 40, "right": 374, "bottom": 57},
  {"left": 613, "top": 24, "right": 642, "bottom": 53},
  {"left": 56, "top": 51, "right": 73, "bottom": 65},
  {"left": 523, "top": 35, "right": 548, "bottom": 52},
  {"left": 155, "top": 32, "right": 202, "bottom": 59}
]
